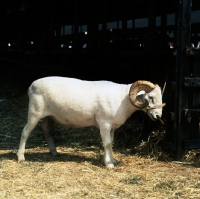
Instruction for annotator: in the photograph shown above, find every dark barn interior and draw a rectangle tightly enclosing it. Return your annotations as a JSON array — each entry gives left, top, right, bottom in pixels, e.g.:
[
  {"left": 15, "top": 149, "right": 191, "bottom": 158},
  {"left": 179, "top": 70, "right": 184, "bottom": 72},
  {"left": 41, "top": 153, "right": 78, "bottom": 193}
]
[
  {"left": 0, "top": 0, "right": 190, "bottom": 82},
  {"left": 0, "top": 0, "right": 200, "bottom": 159}
]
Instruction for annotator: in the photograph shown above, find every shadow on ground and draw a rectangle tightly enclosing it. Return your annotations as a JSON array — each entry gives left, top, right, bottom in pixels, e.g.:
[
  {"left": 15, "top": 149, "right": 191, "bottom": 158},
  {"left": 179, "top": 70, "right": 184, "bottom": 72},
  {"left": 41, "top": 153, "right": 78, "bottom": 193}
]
[{"left": 0, "top": 150, "right": 107, "bottom": 167}]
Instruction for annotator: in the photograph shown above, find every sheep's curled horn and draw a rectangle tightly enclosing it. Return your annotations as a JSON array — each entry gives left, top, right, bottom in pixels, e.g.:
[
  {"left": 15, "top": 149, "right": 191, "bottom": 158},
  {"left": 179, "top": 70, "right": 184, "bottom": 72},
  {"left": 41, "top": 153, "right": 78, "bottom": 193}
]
[{"left": 129, "top": 80, "right": 156, "bottom": 109}]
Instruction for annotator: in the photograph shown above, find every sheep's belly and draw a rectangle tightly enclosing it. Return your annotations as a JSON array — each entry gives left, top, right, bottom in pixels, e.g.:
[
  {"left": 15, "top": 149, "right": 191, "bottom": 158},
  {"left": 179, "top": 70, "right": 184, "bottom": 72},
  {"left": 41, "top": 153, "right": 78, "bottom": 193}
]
[{"left": 49, "top": 114, "right": 98, "bottom": 128}]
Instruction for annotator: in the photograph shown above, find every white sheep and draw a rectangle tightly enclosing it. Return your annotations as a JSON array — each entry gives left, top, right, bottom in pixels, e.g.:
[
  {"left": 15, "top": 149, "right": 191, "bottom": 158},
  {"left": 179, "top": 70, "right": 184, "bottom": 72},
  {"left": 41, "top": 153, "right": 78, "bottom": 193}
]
[{"left": 17, "top": 77, "right": 165, "bottom": 168}]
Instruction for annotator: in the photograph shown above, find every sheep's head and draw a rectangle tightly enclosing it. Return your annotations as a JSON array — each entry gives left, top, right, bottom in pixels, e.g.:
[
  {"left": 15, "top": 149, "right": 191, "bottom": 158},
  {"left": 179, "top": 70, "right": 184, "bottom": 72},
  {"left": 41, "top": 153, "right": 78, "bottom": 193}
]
[{"left": 129, "top": 80, "right": 165, "bottom": 121}]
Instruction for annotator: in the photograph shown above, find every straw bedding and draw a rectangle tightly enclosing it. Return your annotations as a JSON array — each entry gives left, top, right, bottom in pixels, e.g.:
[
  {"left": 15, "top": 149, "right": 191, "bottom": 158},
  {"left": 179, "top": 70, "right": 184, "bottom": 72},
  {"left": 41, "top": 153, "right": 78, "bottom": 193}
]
[{"left": 0, "top": 74, "right": 200, "bottom": 199}]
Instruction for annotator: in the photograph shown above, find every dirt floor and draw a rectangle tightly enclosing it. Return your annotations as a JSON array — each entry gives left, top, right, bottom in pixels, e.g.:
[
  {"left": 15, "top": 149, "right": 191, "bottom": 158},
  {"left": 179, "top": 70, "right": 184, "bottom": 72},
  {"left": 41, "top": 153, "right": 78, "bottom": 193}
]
[{"left": 0, "top": 72, "right": 200, "bottom": 199}]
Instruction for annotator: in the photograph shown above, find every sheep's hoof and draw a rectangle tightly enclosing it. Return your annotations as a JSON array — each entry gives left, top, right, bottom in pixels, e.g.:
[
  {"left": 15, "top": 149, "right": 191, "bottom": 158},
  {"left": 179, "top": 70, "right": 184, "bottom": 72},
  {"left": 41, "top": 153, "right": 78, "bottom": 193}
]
[
  {"left": 51, "top": 151, "right": 59, "bottom": 156},
  {"left": 17, "top": 153, "right": 25, "bottom": 162},
  {"left": 111, "top": 159, "right": 117, "bottom": 164},
  {"left": 106, "top": 163, "right": 114, "bottom": 168}
]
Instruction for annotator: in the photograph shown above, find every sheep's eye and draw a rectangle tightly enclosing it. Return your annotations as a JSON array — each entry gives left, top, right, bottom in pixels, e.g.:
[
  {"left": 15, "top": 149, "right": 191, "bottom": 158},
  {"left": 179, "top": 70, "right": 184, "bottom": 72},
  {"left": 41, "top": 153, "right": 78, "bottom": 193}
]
[
  {"left": 149, "top": 96, "right": 153, "bottom": 99},
  {"left": 149, "top": 96, "right": 154, "bottom": 101}
]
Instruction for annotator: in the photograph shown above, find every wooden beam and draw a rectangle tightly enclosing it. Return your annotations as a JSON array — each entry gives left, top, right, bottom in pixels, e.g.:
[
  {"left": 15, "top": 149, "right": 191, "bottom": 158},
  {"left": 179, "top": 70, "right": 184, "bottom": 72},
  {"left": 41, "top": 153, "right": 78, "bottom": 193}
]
[{"left": 175, "top": 0, "right": 192, "bottom": 160}]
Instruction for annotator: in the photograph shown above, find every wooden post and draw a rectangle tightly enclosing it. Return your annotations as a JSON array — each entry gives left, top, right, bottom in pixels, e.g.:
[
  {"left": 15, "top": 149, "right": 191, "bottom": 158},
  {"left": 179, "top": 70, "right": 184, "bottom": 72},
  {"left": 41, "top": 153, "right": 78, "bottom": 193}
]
[
  {"left": 161, "top": 13, "right": 167, "bottom": 36},
  {"left": 87, "top": 0, "right": 98, "bottom": 51},
  {"left": 73, "top": 0, "right": 79, "bottom": 50},
  {"left": 122, "top": 19, "right": 127, "bottom": 42},
  {"left": 160, "top": 10, "right": 168, "bottom": 50},
  {"left": 146, "top": 0, "right": 155, "bottom": 51},
  {"left": 102, "top": 0, "right": 108, "bottom": 51},
  {"left": 191, "top": 59, "right": 200, "bottom": 138},
  {"left": 175, "top": 0, "right": 192, "bottom": 160},
  {"left": 47, "top": 0, "right": 55, "bottom": 49},
  {"left": 132, "top": 19, "right": 135, "bottom": 40}
]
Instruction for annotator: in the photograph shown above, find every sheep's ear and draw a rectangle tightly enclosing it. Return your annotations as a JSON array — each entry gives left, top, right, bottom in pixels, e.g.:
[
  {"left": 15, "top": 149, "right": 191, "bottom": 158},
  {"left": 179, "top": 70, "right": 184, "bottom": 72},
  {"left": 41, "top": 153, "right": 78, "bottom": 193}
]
[
  {"left": 136, "top": 90, "right": 147, "bottom": 103},
  {"left": 136, "top": 90, "right": 146, "bottom": 96}
]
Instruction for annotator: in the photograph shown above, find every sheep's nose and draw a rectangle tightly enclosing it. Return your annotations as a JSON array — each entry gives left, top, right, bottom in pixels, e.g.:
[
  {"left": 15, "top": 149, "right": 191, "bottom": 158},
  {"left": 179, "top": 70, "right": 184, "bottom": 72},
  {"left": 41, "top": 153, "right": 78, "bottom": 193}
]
[
  {"left": 156, "top": 115, "right": 164, "bottom": 124},
  {"left": 156, "top": 115, "right": 161, "bottom": 120}
]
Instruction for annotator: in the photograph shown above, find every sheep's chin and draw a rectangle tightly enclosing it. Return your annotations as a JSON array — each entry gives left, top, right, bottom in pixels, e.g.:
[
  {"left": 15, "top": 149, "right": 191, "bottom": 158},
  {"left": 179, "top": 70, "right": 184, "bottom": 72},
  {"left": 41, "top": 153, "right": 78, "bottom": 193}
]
[{"left": 150, "top": 113, "right": 158, "bottom": 121}]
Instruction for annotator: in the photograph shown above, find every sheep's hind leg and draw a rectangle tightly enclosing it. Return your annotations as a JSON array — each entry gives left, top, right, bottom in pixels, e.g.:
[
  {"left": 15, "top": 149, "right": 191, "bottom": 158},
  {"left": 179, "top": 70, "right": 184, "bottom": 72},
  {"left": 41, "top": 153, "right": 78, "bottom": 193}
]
[
  {"left": 17, "top": 117, "right": 40, "bottom": 161},
  {"left": 110, "top": 130, "right": 117, "bottom": 164},
  {"left": 42, "top": 116, "right": 58, "bottom": 156}
]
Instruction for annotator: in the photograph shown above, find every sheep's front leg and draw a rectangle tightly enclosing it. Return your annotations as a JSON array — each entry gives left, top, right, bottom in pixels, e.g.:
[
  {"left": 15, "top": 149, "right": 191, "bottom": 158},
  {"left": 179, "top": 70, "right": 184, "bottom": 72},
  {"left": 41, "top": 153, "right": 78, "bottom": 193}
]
[
  {"left": 100, "top": 124, "right": 114, "bottom": 168},
  {"left": 42, "top": 117, "right": 58, "bottom": 156}
]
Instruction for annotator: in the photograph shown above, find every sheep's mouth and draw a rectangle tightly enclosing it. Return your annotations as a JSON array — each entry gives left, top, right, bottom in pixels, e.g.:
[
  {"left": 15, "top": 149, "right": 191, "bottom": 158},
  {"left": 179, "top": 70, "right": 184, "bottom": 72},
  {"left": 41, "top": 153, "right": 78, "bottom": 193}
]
[
  {"left": 157, "top": 116, "right": 164, "bottom": 124},
  {"left": 150, "top": 114, "right": 164, "bottom": 124},
  {"left": 150, "top": 114, "right": 158, "bottom": 121}
]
